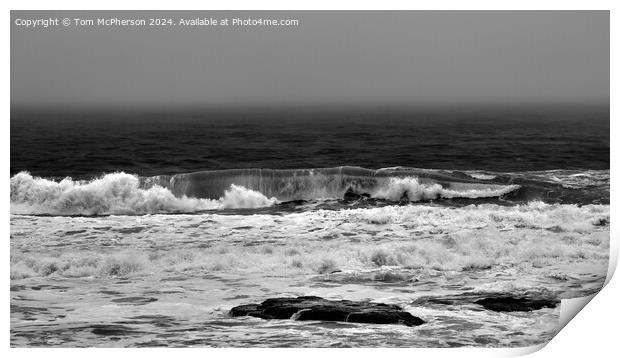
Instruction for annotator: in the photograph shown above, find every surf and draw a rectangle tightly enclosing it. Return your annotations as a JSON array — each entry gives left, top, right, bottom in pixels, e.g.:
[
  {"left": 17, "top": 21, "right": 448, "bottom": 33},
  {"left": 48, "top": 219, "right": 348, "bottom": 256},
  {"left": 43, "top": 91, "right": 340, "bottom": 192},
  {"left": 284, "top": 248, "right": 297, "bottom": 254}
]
[
  {"left": 9, "top": 172, "right": 279, "bottom": 216},
  {"left": 10, "top": 166, "right": 609, "bottom": 216},
  {"left": 143, "top": 166, "right": 520, "bottom": 202}
]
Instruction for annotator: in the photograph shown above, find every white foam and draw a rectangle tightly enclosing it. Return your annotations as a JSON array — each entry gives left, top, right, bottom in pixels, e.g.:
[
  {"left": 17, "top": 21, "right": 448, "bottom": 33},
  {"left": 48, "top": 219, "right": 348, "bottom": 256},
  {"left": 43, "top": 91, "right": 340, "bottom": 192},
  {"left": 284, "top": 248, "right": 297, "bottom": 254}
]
[
  {"left": 10, "top": 172, "right": 278, "bottom": 215},
  {"left": 10, "top": 202, "right": 609, "bottom": 279},
  {"left": 219, "top": 184, "right": 280, "bottom": 209},
  {"left": 466, "top": 172, "right": 497, "bottom": 180},
  {"left": 371, "top": 177, "right": 518, "bottom": 201}
]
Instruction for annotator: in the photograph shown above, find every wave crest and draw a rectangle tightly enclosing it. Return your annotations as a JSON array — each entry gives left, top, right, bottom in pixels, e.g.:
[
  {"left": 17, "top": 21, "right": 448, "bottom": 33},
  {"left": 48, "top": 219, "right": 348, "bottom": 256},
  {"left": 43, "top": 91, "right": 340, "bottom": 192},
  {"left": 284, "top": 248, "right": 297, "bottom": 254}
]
[
  {"left": 370, "top": 177, "right": 519, "bottom": 201},
  {"left": 10, "top": 172, "right": 278, "bottom": 215}
]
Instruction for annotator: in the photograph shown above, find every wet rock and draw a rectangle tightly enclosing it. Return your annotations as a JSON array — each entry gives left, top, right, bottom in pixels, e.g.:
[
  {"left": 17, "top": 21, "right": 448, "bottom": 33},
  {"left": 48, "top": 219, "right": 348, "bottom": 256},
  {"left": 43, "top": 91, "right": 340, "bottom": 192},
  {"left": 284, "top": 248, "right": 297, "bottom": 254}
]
[
  {"left": 230, "top": 296, "right": 424, "bottom": 326},
  {"left": 416, "top": 293, "right": 559, "bottom": 313},
  {"left": 474, "top": 296, "right": 558, "bottom": 312}
]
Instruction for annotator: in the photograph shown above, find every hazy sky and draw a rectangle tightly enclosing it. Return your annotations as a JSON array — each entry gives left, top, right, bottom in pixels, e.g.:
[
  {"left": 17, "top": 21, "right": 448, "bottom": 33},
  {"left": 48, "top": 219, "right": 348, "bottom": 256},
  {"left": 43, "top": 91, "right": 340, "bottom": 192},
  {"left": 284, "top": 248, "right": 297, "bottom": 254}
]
[{"left": 11, "top": 11, "right": 609, "bottom": 108}]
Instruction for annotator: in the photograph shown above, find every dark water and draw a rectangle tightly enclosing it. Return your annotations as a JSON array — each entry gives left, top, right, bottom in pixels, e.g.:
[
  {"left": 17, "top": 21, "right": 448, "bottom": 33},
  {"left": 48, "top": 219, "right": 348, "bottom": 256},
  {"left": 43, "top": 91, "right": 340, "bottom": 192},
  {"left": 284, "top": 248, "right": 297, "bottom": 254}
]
[{"left": 10, "top": 106, "right": 609, "bottom": 179}]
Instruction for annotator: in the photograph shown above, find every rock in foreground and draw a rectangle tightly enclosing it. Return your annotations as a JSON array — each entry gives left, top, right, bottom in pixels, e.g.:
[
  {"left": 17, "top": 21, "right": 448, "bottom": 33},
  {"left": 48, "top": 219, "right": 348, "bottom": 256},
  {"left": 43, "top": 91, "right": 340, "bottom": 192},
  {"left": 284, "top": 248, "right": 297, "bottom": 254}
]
[
  {"left": 230, "top": 296, "right": 425, "bottom": 326},
  {"left": 417, "top": 293, "right": 559, "bottom": 312},
  {"left": 474, "top": 296, "right": 558, "bottom": 312}
]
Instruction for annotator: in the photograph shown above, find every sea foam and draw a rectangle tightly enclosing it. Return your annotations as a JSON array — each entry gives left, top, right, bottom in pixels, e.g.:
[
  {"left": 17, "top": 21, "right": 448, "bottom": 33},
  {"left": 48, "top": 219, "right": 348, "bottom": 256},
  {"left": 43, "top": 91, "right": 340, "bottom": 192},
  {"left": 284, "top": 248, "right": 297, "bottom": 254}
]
[
  {"left": 9, "top": 201, "right": 609, "bottom": 279},
  {"left": 370, "top": 177, "right": 519, "bottom": 201},
  {"left": 10, "top": 171, "right": 522, "bottom": 215},
  {"left": 10, "top": 172, "right": 278, "bottom": 215}
]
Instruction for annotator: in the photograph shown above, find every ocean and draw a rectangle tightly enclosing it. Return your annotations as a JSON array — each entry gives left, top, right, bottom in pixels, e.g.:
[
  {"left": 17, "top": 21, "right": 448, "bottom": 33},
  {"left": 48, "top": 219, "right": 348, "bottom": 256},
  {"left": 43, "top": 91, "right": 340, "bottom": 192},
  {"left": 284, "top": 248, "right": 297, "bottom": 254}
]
[{"left": 10, "top": 106, "right": 610, "bottom": 347}]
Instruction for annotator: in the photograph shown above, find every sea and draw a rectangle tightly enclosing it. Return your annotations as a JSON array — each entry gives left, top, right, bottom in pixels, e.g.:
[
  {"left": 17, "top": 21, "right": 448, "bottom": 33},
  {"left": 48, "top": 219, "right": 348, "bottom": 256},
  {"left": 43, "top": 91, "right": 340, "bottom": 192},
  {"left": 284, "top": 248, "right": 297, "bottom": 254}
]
[{"left": 10, "top": 105, "right": 610, "bottom": 347}]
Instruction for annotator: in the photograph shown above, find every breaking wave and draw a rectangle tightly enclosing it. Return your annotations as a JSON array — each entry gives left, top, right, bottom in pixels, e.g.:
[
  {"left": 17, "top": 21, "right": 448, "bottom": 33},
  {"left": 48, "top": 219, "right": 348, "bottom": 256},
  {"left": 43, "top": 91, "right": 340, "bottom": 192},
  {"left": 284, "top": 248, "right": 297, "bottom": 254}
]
[
  {"left": 143, "top": 166, "right": 521, "bottom": 202},
  {"left": 10, "top": 172, "right": 278, "bottom": 216},
  {"left": 370, "top": 177, "right": 518, "bottom": 201},
  {"left": 10, "top": 169, "right": 521, "bottom": 215},
  {"left": 10, "top": 166, "right": 609, "bottom": 215}
]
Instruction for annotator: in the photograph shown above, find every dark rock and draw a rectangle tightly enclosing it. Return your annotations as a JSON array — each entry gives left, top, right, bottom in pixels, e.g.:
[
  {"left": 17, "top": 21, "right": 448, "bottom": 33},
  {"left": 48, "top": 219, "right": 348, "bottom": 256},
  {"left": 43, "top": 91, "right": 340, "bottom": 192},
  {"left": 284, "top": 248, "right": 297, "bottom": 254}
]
[
  {"left": 346, "top": 310, "right": 423, "bottom": 325},
  {"left": 230, "top": 296, "right": 424, "bottom": 326},
  {"left": 474, "top": 296, "right": 558, "bottom": 312},
  {"left": 416, "top": 293, "right": 559, "bottom": 313},
  {"left": 229, "top": 303, "right": 261, "bottom": 317}
]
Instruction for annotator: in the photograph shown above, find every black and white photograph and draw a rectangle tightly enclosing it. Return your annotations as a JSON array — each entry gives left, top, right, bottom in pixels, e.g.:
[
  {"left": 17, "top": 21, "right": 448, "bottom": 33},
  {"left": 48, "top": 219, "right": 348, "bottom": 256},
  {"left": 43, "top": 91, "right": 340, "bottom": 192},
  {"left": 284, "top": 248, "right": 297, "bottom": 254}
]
[{"left": 9, "top": 9, "right": 611, "bottom": 349}]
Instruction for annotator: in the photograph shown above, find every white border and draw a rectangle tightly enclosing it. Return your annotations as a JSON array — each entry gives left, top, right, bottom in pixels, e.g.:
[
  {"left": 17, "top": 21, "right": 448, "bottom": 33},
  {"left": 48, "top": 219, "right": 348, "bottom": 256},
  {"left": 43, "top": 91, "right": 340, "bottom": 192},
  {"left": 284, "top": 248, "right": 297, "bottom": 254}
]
[{"left": 3, "top": 1, "right": 617, "bottom": 357}]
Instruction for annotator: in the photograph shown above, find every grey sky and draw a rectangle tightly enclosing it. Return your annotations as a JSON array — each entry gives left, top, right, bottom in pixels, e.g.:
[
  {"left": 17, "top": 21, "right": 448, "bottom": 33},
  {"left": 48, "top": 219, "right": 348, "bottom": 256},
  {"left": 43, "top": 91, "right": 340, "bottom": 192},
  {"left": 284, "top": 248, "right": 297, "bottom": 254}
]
[{"left": 11, "top": 11, "right": 609, "bottom": 108}]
